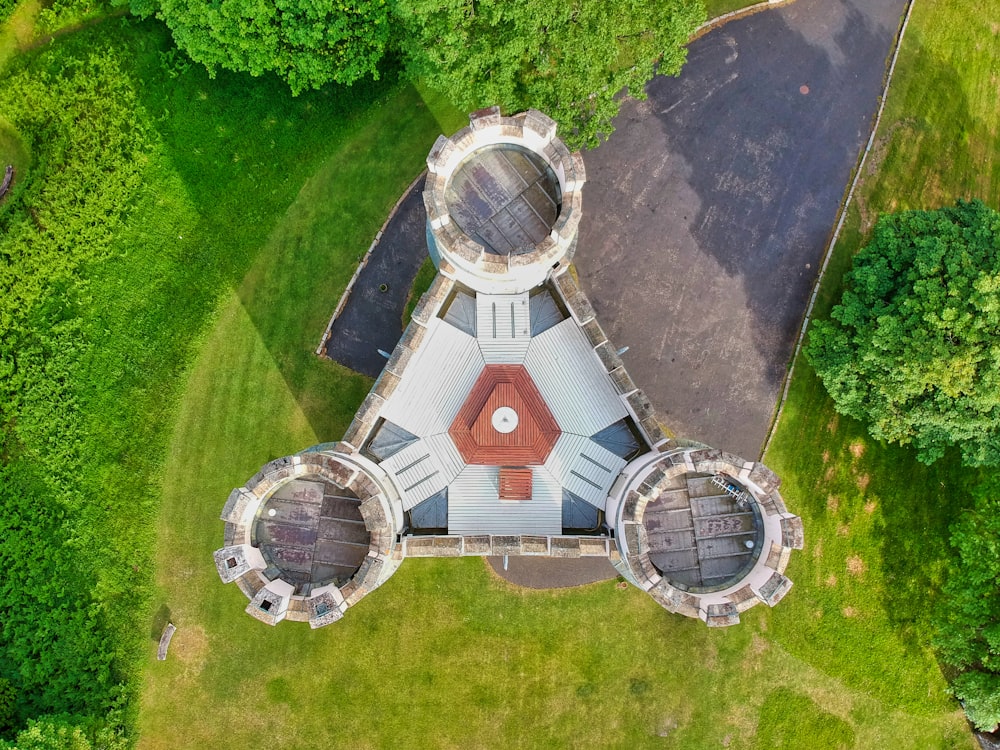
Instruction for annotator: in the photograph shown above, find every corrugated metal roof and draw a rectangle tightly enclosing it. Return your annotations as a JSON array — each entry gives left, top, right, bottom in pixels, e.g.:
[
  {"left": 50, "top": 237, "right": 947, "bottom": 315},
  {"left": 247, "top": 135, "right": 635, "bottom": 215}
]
[
  {"left": 476, "top": 293, "right": 531, "bottom": 363},
  {"left": 544, "top": 433, "right": 627, "bottom": 508},
  {"left": 523, "top": 318, "right": 627, "bottom": 435},
  {"left": 529, "top": 290, "right": 564, "bottom": 335},
  {"left": 443, "top": 290, "right": 476, "bottom": 336},
  {"left": 380, "top": 433, "right": 464, "bottom": 510},
  {"left": 447, "top": 466, "right": 562, "bottom": 535},
  {"left": 366, "top": 420, "right": 419, "bottom": 461},
  {"left": 381, "top": 317, "right": 484, "bottom": 436}
]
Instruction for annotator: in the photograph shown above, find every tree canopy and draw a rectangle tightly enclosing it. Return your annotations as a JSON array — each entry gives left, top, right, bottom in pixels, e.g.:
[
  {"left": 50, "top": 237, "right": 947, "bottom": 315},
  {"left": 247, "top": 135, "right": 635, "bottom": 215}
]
[
  {"left": 127, "top": 0, "right": 391, "bottom": 93},
  {"left": 129, "top": 0, "right": 705, "bottom": 147},
  {"left": 933, "top": 489, "right": 1000, "bottom": 731},
  {"left": 805, "top": 200, "right": 1000, "bottom": 466},
  {"left": 391, "top": 0, "right": 704, "bottom": 148}
]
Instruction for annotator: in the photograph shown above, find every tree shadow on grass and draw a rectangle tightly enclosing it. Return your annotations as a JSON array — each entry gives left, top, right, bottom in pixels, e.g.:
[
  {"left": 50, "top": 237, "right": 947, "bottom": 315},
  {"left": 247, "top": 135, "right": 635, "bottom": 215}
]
[{"left": 122, "top": 17, "right": 432, "bottom": 442}]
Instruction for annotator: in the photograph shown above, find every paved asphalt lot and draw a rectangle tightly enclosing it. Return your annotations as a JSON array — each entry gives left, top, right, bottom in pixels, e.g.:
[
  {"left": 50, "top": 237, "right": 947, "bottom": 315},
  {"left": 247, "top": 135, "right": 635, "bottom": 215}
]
[
  {"left": 324, "top": 176, "right": 428, "bottom": 377},
  {"left": 574, "top": 0, "right": 907, "bottom": 459}
]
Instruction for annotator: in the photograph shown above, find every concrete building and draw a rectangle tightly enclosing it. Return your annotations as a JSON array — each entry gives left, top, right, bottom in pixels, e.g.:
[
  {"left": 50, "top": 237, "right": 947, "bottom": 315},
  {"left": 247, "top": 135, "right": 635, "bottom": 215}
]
[{"left": 215, "top": 107, "right": 803, "bottom": 628}]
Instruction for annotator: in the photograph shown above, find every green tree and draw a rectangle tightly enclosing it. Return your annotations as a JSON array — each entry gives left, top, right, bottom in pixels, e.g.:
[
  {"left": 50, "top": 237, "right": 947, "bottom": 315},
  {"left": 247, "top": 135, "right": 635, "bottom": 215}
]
[
  {"left": 391, "top": 0, "right": 705, "bottom": 148},
  {"left": 805, "top": 200, "right": 1000, "bottom": 466},
  {"left": 126, "top": 0, "right": 390, "bottom": 94},
  {"left": 933, "top": 490, "right": 1000, "bottom": 731},
  {"left": 0, "top": 717, "right": 90, "bottom": 750},
  {"left": 0, "top": 679, "right": 15, "bottom": 735}
]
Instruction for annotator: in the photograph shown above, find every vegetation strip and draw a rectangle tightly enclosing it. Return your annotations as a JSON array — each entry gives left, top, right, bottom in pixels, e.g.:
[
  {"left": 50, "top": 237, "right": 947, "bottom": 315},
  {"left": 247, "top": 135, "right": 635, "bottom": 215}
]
[{"left": 761, "top": 0, "right": 916, "bottom": 458}]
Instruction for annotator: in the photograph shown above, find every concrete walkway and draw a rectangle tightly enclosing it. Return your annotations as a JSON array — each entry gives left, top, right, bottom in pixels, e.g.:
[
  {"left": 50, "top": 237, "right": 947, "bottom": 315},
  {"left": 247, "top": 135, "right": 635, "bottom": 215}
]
[{"left": 574, "top": 0, "right": 907, "bottom": 459}]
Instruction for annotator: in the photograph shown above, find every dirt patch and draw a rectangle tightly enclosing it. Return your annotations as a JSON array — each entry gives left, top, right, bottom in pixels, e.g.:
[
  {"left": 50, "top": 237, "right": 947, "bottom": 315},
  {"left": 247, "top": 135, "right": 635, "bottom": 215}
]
[
  {"left": 826, "top": 495, "right": 840, "bottom": 512},
  {"left": 826, "top": 416, "right": 839, "bottom": 433},
  {"left": 656, "top": 717, "right": 679, "bottom": 738},
  {"left": 751, "top": 633, "right": 770, "bottom": 656},
  {"left": 842, "top": 606, "right": 858, "bottom": 618},
  {"left": 837, "top": 524, "right": 851, "bottom": 537},
  {"left": 848, "top": 440, "right": 865, "bottom": 459},
  {"left": 864, "top": 500, "right": 877, "bottom": 514},
  {"left": 825, "top": 574, "right": 838, "bottom": 587},
  {"left": 855, "top": 473, "right": 870, "bottom": 493},
  {"left": 821, "top": 450, "right": 830, "bottom": 463},
  {"left": 846, "top": 555, "right": 866, "bottom": 576},
  {"left": 170, "top": 623, "right": 209, "bottom": 677},
  {"left": 824, "top": 465, "right": 836, "bottom": 481}
]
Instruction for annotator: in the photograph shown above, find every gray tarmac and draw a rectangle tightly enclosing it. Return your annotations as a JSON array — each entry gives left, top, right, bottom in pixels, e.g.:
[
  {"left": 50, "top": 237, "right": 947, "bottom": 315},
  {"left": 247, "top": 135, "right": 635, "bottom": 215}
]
[
  {"left": 324, "top": 176, "right": 427, "bottom": 378},
  {"left": 574, "top": 0, "right": 907, "bottom": 459}
]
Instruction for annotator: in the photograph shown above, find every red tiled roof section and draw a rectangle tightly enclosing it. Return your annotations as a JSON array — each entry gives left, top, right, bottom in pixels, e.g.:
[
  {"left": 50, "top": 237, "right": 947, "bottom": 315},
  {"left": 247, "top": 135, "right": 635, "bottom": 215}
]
[
  {"left": 449, "top": 365, "right": 560, "bottom": 465},
  {"left": 499, "top": 468, "right": 533, "bottom": 500}
]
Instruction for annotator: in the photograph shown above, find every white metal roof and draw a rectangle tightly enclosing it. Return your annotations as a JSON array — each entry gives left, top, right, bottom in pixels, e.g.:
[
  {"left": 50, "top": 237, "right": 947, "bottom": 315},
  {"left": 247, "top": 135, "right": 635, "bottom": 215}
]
[
  {"left": 476, "top": 292, "right": 531, "bottom": 363},
  {"left": 447, "top": 465, "right": 562, "bottom": 535},
  {"left": 381, "top": 317, "right": 484, "bottom": 436},
  {"left": 374, "top": 287, "right": 636, "bottom": 534},
  {"left": 544, "top": 433, "right": 627, "bottom": 508},
  {"left": 523, "top": 318, "right": 628, "bottom": 436},
  {"left": 380, "top": 434, "right": 464, "bottom": 510}
]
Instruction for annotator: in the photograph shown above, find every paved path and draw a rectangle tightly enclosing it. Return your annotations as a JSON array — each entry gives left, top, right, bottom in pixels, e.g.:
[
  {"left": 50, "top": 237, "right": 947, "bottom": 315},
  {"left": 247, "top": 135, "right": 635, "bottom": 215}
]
[
  {"left": 486, "top": 555, "right": 618, "bottom": 589},
  {"left": 574, "top": 0, "right": 906, "bottom": 459},
  {"left": 325, "top": 177, "right": 427, "bottom": 378}
]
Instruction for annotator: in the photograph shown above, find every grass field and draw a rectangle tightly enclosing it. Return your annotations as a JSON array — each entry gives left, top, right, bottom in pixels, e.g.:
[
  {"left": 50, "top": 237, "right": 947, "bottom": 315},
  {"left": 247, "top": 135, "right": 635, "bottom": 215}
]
[
  {"left": 1, "top": 0, "right": 994, "bottom": 745},
  {"left": 703, "top": 0, "right": 770, "bottom": 20},
  {"left": 764, "top": 0, "right": 1000, "bottom": 740},
  {"left": 134, "top": 2, "right": 993, "bottom": 748}
]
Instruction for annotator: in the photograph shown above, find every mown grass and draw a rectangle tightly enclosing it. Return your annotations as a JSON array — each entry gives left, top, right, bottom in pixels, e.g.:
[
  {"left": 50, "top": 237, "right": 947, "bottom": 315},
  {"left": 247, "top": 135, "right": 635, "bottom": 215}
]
[
  {"left": 0, "top": 7, "right": 451, "bottom": 740},
  {"left": 703, "top": 0, "right": 766, "bottom": 20},
  {"left": 138, "top": 3, "right": 982, "bottom": 747},
  {"left": 765, "top": 0, "right": 1000, "bottom": 740}
]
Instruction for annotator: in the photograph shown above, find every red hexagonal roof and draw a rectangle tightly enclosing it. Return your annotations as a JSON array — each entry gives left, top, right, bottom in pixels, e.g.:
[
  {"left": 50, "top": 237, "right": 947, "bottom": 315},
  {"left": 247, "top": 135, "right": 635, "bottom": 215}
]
[{"left": 449, "top": 365, "right": 560, "bottom": 465}]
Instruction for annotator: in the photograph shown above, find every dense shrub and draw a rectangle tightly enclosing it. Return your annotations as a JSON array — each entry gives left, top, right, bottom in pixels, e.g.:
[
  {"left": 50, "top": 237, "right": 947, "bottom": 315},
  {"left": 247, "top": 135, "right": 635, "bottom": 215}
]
[
  {"left": 0, "top": 38, "right": 151, "bottom": 736},
  {"left": 806, "top": 200, "right": 1000, "bottom": 466},
  {"left": 934, "top": 488, "right": 1000, "bottom": 731}
]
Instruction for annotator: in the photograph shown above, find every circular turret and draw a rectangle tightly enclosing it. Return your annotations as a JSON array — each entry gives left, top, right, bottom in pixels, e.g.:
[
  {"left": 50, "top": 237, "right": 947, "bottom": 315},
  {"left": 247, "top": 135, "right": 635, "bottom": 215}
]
[
  {"left": 423, "top": 107, "right": 586, "bottom": 294},
  {"left": 610, "top": 448, "right": 804, "bottom": 627},
  {"left": 214, "top": 450, "right": 402, "bottom": 627}
]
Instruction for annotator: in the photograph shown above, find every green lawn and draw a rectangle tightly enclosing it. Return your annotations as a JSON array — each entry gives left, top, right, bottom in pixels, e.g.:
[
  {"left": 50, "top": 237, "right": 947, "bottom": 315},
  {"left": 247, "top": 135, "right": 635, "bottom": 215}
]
[
  {"left": 2, "top": 0, "right": 994, "bottom": 745},
  {"left": 703, "top": 0, "right": 769, "bottom": 20},
  {"left": 136, "top": 2, "right": 987, "bottom": 747},
  {"left": 764, "top": 0, "right": 1000, "bottom": 739}
]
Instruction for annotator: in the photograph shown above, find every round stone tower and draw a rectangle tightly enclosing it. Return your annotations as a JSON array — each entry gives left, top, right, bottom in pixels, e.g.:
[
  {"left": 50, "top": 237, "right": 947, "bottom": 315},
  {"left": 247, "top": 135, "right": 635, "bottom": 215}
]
[{"left": 423, "top": 106, "right": 585, "bottom": 294}]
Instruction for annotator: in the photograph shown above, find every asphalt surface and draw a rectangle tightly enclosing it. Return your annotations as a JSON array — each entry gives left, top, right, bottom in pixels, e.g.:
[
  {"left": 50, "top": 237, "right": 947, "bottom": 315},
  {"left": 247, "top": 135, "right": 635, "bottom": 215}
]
[
  {"left": 486, "top": 555, "right": 618, "bottom": 589},
  {"left": 574, "top": 0, "right": 907, "bottom": 459},
  {"left": 325, "top": 176, "right": 428, "bottom": 377}
]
